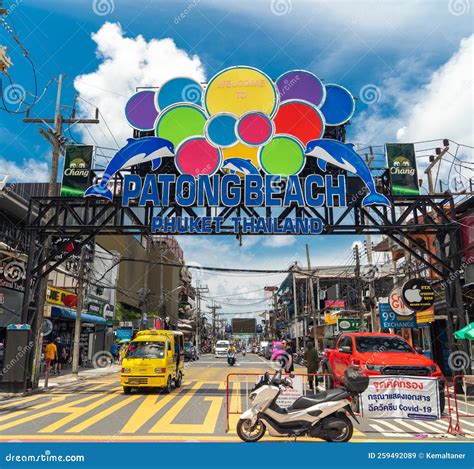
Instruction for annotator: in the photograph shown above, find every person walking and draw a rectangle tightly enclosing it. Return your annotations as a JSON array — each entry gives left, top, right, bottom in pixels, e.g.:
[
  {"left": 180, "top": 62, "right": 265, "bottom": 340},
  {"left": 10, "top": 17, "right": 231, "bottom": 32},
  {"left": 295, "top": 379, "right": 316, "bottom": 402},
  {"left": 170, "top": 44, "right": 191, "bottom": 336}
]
[
  {"left": 54, "top": 338, "right": 65, "bottom": 375},
  {"left": 282, "top": 339, "right": 294, "bottom": 374},
  {"left": 45, "top": 339, "right": 57, "bottom": 377},
  {"left": 111, "top": 340, "right": 119, "bottom": 364},
  {"left": 304, "top": 341, "right": 319, "bottom": 393}
]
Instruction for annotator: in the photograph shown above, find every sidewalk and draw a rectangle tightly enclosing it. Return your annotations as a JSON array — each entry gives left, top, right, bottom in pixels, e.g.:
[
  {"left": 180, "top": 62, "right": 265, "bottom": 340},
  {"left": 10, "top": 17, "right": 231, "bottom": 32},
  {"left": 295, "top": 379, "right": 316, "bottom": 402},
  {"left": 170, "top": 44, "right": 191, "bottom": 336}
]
[{"left": 0, "top": 364, "right": 120, "bottom": 401}]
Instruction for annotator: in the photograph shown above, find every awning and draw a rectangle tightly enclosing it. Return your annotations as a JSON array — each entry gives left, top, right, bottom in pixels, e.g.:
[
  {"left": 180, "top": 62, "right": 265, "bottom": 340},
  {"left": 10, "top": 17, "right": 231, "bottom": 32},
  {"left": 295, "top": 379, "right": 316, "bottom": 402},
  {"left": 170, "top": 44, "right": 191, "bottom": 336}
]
[
  {"left": 454, "top": 322, "right": 474, "bottom": 340},
  {"left": 51, "top": 306, "right": 107, "bottom": 326}
]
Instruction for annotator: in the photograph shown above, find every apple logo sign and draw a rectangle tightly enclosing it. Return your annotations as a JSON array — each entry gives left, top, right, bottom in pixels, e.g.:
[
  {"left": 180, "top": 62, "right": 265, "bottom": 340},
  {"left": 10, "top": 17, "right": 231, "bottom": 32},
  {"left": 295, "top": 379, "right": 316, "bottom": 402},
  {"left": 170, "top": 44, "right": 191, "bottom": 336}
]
[{"left": 404, "top": 287, "right": 422, "bottom": 303}]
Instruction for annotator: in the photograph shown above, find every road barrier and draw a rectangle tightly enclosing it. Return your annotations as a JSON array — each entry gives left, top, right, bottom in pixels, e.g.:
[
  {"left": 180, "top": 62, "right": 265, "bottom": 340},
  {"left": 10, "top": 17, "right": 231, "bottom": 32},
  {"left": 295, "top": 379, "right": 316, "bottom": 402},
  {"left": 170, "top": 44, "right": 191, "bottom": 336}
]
[
  {"left": 225, "top": 372, "right": 334, "bottom": 432},
  {"left": 447, "top": 374, "right": 474, "bottom": 436}
]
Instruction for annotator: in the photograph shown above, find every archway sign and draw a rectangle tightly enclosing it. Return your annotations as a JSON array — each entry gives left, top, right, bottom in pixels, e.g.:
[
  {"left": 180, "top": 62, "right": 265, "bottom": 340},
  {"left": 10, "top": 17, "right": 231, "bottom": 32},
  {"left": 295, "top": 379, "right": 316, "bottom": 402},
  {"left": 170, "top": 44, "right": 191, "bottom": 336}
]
[{"left": 85, "top": 66, "right": 391, "bottom": 236}]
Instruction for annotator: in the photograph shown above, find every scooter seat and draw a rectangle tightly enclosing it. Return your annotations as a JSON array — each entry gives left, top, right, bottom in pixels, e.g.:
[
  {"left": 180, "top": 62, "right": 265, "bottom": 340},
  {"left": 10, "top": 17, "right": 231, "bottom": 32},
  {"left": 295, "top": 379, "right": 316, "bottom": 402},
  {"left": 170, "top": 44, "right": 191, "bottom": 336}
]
[{"left": 288, "top": 389, "right": 349, "bottom": 410}]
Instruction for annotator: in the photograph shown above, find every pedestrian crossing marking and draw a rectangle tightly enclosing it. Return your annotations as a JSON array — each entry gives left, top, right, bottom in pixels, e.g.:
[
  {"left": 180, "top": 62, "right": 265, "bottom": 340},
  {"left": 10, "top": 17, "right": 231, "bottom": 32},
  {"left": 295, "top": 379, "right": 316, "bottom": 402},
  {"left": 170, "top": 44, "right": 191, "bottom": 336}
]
[
  {"left": 120, "top": 387, "right": 196, "bottom": 434},
  {"left": 0, "top": 395, "right": 45, "bottom": 409},
  {"left": 149, "top": 395, "right": 223, "bottom": 434},
  {"left": 0, "top": 397, "right": 66, "bottom": 423},
  {"left": 37, "top": 387, "right": 122, "bottom": 433},
  {"left": 66, "top": 395, "right": 141, "bottom": 433}
]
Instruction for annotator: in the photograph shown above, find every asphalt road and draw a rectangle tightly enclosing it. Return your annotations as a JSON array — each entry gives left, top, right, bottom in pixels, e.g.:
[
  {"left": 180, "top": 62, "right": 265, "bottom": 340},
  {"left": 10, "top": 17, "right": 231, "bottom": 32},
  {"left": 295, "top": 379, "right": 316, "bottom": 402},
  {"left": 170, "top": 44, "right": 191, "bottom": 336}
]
[{"left": 0, "top": 353, "right": 471, "bottom": 442}]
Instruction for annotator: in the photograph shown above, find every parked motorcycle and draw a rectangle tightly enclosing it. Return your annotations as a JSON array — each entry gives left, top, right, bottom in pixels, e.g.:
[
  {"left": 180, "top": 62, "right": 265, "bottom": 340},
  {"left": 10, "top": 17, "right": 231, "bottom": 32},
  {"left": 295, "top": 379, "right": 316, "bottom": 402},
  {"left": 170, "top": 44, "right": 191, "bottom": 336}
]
[
  {"left": 227, "top": 351, "right": 236, "bottom": 366},
  {"left": 236, "top": 368, "right": 368, "bottom": 443}
]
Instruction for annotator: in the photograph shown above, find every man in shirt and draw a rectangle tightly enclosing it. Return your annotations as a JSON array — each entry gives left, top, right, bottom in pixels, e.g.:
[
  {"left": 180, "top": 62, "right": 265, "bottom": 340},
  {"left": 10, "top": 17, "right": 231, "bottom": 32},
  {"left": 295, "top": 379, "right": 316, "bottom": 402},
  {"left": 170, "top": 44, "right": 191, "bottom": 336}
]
[{"left": 45, "top": 339, "right": 57, "bottom": 376}]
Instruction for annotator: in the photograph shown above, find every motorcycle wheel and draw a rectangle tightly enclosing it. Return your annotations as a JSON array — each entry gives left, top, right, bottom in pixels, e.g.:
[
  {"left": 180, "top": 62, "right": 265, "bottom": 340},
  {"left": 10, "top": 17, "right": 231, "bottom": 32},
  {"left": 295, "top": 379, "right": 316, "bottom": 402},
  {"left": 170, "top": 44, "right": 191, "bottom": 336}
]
[
  {"left": 321, "top": 414, "right": 353, "bottom": 442},
  {"left": 237, "top": 418, "right": 266, "bottom": 442}
]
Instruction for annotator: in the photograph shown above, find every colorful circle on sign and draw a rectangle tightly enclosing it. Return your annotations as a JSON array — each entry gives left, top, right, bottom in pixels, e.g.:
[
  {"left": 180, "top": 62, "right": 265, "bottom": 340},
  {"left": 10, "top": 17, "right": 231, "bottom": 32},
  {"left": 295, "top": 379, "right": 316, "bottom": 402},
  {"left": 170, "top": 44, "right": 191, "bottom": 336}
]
[
  {"left": 125, "top": 91, "right": 158, "bottom": 131},
  {"left": 273, "top": 99, "right": 325, "bottom": 146},
  {"left": 204, "top": 66, "right": 279, "bottom": 118},
  {"left": 236, "top": 111, "right": 274, "bottom": 147},
  {"left": 258, "top": 134, "right": 305, "bottom": 177},
  {"left": 157, "top": 77, "right": 203, "bottom": 110},
  {"left": 175, "top": 136, "right": 222, "bottom": 176},
  {"left": 222, "top": 143, "right": 260, "bottom": 176},
  {"left": 205, "top": 112, "right": 238, "bottom": 148},
  {"left": 276, "top": 70, "right": 326, "bottom": 108},
  {"left": 155, "top": 103, "right": 207, "bottom": 148},
  {"left": 320, "top": 83, "right": 355, "bottom": 126}
]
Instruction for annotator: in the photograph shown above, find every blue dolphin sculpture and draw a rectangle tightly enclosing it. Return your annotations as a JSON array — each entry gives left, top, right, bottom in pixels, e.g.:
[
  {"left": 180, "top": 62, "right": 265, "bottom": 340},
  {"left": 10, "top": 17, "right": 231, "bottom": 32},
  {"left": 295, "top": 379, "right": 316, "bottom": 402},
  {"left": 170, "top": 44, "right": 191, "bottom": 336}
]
[
  {"left": 84, "top": 137, "right": 174, "bottom": 200},
  {"left": 222, "top": 158, "right": 260, "bottom": 176},
  {"left": 305, "top": 139, "right": 391, "bottom": 207}
]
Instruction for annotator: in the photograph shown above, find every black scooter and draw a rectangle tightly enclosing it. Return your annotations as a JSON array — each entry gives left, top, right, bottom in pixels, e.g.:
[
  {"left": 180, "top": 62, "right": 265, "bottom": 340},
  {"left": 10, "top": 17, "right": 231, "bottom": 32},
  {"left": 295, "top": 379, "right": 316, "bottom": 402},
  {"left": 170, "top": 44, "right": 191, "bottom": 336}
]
[{"left": 227, "top": 351, "right": 236, "bottom": 366}]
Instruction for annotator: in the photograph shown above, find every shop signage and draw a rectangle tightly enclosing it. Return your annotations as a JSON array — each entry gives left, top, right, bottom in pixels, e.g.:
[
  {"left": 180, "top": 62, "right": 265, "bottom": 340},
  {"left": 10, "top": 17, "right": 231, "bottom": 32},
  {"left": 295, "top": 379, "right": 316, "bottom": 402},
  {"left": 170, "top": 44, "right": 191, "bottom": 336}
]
[
  {"left": 276, "top": 320, "right": 287, "bottom": 330},
  {"left": 83, "top": 67, "right": 391, "bottom": 235},
  {"left": 116, "top": 328, "right": 133, "bottom": 341},
  {"left": 47, "top": 286, "right": 77, "bottom": 307},
  {"left": 379, "top": 302, "right": 416, "bottom": 329},
  {"left": 416, "top": 307, "right": 435, "bottom": 325},
  {"left": 87, "top": 302, "right": 101, "bottom": 315},
  {"left": 119, "top": 321, "right": 133, "bottom": 328},
  {"left": 360, "top": 376, "right": 440, "bottom": 420},
  {"left": 402, "top": 278, "right": 435, "bottom": 312},
  {"left": 60, "top": 145, "right": 94, "bottom": 197},
  {"left": 337, "top": 317, "right": 369, "bottom": 332},
  {"left": 0, "top": 259, "right": 26, "bottom": 292},
  {"left": 386, "top": 143, "right": 419, "bottom": 196},
  {"left": 388, "top": 287, "right": 412, "bottom": 316}
]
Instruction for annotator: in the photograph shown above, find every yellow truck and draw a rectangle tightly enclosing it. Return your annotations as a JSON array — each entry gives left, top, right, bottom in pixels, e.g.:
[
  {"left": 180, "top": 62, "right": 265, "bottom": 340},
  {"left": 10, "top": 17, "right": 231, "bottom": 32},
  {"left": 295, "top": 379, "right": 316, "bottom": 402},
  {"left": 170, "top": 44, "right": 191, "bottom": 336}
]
[{"left": 120, "top": 329, "right": 184, "bottom": 394}]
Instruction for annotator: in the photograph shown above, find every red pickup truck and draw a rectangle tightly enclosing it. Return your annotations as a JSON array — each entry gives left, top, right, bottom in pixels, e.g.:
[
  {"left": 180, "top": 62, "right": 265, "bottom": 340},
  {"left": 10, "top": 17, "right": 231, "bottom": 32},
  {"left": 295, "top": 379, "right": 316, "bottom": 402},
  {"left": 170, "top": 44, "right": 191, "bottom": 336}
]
[{"left": 321, "top": 332, "right": 445, "bottom": 411}]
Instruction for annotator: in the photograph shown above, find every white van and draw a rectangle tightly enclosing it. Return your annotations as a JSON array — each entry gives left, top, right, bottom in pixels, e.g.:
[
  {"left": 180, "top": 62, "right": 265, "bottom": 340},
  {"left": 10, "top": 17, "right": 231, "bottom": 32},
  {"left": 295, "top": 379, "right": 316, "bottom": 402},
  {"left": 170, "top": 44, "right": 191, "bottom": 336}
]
[{"left": 215, "top": 340, "right": 230, "bottom": 358}]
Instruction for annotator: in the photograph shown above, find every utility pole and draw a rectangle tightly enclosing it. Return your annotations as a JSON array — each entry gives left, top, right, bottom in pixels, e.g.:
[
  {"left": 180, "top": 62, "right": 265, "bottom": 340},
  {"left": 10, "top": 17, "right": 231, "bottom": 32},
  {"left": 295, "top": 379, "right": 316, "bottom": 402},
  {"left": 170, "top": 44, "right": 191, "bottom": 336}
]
[
  {"left": 71, "top": 246, "right": 87, "bottom": 375},
  {"left": 140, "top": 236, "right": 151, "bottom": 330},
  {"left": 424, "top": 143, "right": 449, "bottom": 194},
  {"left": 207, "top": 301, "right": 221, "bottom": 343},
  {"left": 22, "top": 74, "right": 99, "bottom": 386},
  {"left": 354, "top": 243, "right": 366, "bottom": 332},
  {"left": 305, "top": 244, "right": 317, "bottom": 348},
  {"left": 195, "top": 284, "right": 209, "bottom": 350},
  {"left": 292, "top": 265, "right": 299, "bottom": 350},
  {"left": 365, "top": 236, "right": 378, "bottom": 332}
]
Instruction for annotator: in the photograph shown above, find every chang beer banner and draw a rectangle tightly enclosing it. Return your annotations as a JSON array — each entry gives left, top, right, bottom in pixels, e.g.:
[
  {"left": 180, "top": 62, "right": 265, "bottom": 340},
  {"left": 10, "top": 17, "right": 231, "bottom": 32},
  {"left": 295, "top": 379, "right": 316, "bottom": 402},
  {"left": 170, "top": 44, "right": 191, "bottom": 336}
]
[
  {"left": 386, "top": 143, "right": 419, "bottom": 195},
  {"left": 61, "top": 145, "right": 93, "bottom": 197}
]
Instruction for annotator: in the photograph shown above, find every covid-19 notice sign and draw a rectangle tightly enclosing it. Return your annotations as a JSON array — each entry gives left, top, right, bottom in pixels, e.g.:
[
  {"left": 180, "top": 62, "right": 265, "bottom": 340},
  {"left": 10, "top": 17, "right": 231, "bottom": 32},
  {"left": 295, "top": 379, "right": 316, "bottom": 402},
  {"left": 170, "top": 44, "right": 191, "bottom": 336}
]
[{"left": 360, "top": 376, "right": 440, "bottom": 420}]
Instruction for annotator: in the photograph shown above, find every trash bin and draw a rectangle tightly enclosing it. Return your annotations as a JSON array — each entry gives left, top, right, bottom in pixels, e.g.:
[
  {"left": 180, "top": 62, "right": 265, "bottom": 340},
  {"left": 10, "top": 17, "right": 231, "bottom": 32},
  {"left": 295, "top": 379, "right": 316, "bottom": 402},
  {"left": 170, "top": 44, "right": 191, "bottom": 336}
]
[{"left": 0, "top": 324, "right": 32, "bottom": 393}]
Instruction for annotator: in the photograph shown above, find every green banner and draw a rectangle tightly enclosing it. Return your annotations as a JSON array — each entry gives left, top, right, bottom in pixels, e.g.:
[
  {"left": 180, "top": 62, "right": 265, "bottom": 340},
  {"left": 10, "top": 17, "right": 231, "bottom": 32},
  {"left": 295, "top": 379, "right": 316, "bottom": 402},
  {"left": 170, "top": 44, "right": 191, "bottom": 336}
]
[
  {"left": 337, "top": 317, "right": 369, "bottom": 332},
  {"left": 60, "top": 145, "right": 93, "bottom": 197},
  {"left": 386, "top": 143, "right": 419, "bottom": 195}
]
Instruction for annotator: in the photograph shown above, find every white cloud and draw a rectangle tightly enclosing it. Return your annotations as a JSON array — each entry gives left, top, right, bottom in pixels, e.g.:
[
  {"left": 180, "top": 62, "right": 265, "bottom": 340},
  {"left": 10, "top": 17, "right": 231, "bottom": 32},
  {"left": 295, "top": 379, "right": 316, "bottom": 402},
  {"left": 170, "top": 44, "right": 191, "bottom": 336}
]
[
  {"left": 264, "top": 236, "right": 296, "bottom": 248},
  {"left": 0, "top": 156, "right": 50, "bottom": 183},
  {"left": 73, "top": 22, "right": 205, "bottom": 155},
  {"left": 395, "top": 35, "right": 473, "bottom": 146}
]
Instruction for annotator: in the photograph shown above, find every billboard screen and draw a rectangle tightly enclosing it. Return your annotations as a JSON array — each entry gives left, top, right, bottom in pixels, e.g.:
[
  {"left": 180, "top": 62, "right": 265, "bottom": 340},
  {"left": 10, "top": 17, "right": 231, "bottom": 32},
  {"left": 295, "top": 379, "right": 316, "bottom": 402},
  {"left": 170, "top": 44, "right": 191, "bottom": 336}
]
[
  {"left": 386, "top": 143, "right": 419, "bottom": 195},
  {"left": 232, "top": 318, "right": 256, "bottom": 334},
  {"left": 61, "top": 145, "right": 93, "bottom": 197}
]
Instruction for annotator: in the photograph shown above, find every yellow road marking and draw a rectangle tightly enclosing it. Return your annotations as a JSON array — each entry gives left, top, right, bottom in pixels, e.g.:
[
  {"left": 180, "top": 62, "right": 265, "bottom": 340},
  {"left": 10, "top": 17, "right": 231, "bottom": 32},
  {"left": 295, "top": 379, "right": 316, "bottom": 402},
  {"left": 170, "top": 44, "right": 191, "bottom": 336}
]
[
  {"left": 0, "top": 395, "right": 45, "bottom": 409},
  {"left": 38, "top": 387, "right": 121, "bottom": 433},
  {"left": 148, "top": 382, "right": 205, "bottom": 433},
  {"left": 0, "top": 397, "right": 66, "bottom": 423},
  {"left": 121, "top": 391, "right": 182, "bottom": 434},
  {"left": 66, "top": 395, "right": 141, "bottom": 433},
  {"left": 150, "top": 395, "right": 223, "bottom": 434}
]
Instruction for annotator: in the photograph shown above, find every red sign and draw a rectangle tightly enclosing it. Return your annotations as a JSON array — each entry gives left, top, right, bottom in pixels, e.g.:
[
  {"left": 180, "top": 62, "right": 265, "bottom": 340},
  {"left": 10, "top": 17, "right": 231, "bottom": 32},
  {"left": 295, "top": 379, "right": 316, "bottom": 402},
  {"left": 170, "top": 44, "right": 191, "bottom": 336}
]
[{"left": 389, "top": 288, "right": 412, "bottom": 316}]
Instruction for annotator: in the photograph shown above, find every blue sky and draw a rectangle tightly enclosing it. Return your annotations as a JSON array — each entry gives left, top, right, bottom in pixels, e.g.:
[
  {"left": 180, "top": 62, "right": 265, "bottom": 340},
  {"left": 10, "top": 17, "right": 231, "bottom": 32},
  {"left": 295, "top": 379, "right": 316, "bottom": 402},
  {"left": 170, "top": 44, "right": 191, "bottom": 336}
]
[{"left": 1, "top": 0, "right": 472, "bottom": 316}]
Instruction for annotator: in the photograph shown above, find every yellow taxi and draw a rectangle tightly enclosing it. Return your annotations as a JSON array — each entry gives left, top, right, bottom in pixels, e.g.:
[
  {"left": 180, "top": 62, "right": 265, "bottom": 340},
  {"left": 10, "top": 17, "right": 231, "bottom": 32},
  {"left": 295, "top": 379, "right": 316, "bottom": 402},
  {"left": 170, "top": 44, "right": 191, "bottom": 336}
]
[{"left": 120, "top": 329, "right": 184, "bottom": 394}]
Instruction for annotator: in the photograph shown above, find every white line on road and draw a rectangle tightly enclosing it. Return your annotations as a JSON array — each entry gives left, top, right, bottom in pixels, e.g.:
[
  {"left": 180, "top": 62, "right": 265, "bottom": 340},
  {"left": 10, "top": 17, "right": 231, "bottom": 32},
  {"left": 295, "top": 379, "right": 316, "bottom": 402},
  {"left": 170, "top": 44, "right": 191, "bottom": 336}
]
[
  {"left": 369, "top": 423, "right": 412, "bottom": 438},
  {"left": 371, "top": 420, "right": 413, "bottom": 437}
]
